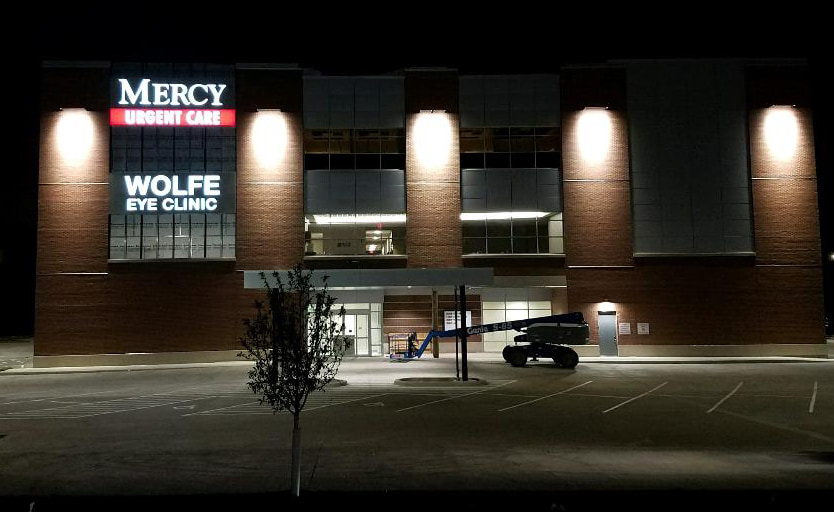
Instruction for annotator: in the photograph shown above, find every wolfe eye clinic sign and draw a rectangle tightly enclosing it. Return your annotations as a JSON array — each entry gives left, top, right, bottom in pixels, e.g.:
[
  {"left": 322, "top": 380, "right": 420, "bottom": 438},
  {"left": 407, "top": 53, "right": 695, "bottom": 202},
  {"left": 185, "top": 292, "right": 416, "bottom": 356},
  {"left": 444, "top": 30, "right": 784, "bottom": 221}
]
[
  {"left": 110, "top": 78, "right": 236, "bottom": 127},
  {"left": 109, "top": 173, "right": 236, "bottom": 214}
]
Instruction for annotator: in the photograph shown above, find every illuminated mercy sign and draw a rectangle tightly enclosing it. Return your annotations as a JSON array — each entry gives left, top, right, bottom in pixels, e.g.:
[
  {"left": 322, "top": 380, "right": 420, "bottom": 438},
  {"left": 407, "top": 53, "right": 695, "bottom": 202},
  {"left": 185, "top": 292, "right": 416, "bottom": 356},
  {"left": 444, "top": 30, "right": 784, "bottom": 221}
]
[
  {"left": 118, "top": 79, "right": 227, "bottom": 106},
  {"left": 123, "top": 174, "right": 220, "bottom": 212},
  {"left": 110, "top": 78, "right": 236, "bottom": 127}
]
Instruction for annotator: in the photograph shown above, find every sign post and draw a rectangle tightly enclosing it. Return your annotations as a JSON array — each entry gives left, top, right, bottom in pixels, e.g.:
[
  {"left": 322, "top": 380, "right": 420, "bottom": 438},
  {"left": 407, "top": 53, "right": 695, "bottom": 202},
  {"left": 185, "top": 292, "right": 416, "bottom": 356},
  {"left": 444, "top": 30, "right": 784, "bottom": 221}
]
[{"left": 460, "top": 285, "right": 468, "bottom": 382}]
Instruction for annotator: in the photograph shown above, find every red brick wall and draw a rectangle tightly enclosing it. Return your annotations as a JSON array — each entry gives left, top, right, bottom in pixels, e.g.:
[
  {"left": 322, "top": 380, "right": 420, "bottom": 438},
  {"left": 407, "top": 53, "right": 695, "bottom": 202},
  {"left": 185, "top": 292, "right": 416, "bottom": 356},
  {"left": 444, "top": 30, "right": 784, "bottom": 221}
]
[
  {"left": 383, "top": 294, "right": 482, "bottom": 348},
  {"left": 562, "top": 65, "right": 824, "bottom": 347},
  {"left": 405, "top": 70, "right": 461, "bottom": 268},
  {"left": 561, "top": 68, "right": 633, "bottom": 268},
  {"left": 35, "top": 65, "right": 302, "bottom": 356},
  {"left": 235, "top": 68, "right": 304, "bottom": 269}
]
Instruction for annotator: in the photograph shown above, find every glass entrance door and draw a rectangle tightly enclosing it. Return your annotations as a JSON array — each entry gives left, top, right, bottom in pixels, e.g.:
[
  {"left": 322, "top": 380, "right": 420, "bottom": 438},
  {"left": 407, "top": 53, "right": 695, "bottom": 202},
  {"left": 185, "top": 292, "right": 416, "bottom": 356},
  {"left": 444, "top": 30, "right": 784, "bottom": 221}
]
[{"left": 344, "top": 311, "right": 371, "bottom": 356}]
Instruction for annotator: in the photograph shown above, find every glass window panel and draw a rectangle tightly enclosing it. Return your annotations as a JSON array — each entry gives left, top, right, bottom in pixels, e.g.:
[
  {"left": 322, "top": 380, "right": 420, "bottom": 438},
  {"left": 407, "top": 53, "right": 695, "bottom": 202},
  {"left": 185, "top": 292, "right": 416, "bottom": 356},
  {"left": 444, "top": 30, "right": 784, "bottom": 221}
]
[
  {"left": 222, "top": 235, "right": 236, "bottom": 258},
  {"left": 513, "top": 219, "right": 537, "bottom": 236},
  {"left": 305, "top": 153, "right": 330, "bottom": 170},
  {"left": 142, "top": 215, "right": 159, "bottom": 259},
  {"left": 463, "top": 238, "right": 486, "bottom": 254},
  {"left": 174, "top": 214, "right": 191, "bottom": 258},
  {"left": 460, "top": 153, "right": 485, "bottom": 169},
  {"left": 110, "top": 237, "right": 126, "bottom": 260},
  {"left": 482, "top": 301, "right": 506, "bottom": 310},
  {"left": 460, "top": 129, "right": 485, "bottom": 153},
  {"left": 303, "top": 130, "right": 330, "bottom": 153},
  {"left": 535, "top": 152, "right": 560, "bottom": 169},
  {"left": 488, "top": 128, "right": 510, "bottom": 152},
  {"left": 190, "top": 213, "right": 205, "bottom": 258},
  {"left": 483, "top": 331, "right": 507, "bottom": 343},
  {"left": 207, "top": 236, "right": 223, "bottom": 258},
  {"left": 506, "top": 308, "right": 528, "bottom": 322},
  {"left": 355, "top": 153, "right": 380, "bottom": 169},
  {"left": 488, "top": 238, "right": 511, "bottom": 254},
  {"left": 506, "top": 301, "right": 528, "bottom": 311},
  {"left": 510, "top": 129, "right": 535, "bottom": 152},
  {"left": 158, "top": 214, "right": 174, "bottom": 258},
  {"left": 353, "top": 130, "right": 380, "bottom": 153},
  {"left": 206, "top": 214, "right": 222, "bottom": 236},
  {"left": 329, "top": 129, "right": 351, "bottom": 153},
  {"left": 110, "top": 215, "right": 126, "bottom": 237},
  {"left": 535, "top": 127, "right": 559, "bottom": 151},
  {"left": 511, "top": 152, "right": 535, "bottom": 168},
  {"left": 485, "top": 152, "right": 510, "bottom": 168},
  {"left": 462, "top": 222, "right": 486, "bottom": 237},
  {"left": 222, "top": 214, "right": 236, "bottom": 236},
  {"left": 381, "top": 153, "right": 405, "bottom": 170},
  {"left": 512, "top": 237, "right": 538, "bottom": 254},
  {"left": 487, "top": 220, "right": 511, "bottom": 237},
  {"left": 530, "top": 309, "right": 552, "bottom": 319}
]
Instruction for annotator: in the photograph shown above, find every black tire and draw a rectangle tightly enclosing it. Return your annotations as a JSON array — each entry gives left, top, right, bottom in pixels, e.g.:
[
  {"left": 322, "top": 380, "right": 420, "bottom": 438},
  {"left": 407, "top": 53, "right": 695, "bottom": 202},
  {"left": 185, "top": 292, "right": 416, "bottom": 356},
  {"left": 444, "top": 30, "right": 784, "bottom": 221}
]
[
  {"left": 555, "top": 348, "right": 579, "bottom": 369},
  {"left": 509, "top": 348, "right": 527, "bottom": 367},
  {"left": 502, "top": 345, "right": 513, "bottom": 363}
]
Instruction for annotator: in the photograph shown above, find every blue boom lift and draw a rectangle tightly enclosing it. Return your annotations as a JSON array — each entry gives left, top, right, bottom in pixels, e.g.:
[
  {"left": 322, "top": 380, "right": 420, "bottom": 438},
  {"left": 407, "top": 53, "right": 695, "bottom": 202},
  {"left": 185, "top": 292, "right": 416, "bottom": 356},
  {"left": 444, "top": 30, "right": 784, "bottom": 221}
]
[{"left": 395, "top": 312, "right": 590, "bottom": 368}]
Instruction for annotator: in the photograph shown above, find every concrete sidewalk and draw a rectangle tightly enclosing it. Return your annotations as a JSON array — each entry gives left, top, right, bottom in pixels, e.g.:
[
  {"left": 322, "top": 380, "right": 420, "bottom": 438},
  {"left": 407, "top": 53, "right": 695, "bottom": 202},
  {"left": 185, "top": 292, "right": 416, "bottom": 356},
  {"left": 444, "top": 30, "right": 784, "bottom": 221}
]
[{"left": 2, "top": 348, "right": 832, "bottom": 377}]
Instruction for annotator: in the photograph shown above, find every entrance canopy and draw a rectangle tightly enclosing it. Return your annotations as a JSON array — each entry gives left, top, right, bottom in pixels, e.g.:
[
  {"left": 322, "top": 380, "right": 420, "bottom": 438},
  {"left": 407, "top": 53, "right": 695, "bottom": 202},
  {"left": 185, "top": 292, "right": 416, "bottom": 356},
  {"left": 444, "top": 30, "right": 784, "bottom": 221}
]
[{"left": 243, "top": 267, "right": 496, "bottom": 290}]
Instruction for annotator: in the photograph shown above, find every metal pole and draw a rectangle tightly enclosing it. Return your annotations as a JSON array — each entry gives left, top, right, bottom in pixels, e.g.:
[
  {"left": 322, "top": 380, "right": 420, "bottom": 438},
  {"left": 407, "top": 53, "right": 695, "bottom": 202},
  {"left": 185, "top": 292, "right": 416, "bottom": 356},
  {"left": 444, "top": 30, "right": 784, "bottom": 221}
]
[
  {"left": 460, "top": 284, "right": 468, "bottom": 382},
  {"left": 454, "top": 286, "right": 459, "bottom": 380},
  {"left": 431, "top": 290, "right": 440, "bottom": 358}
]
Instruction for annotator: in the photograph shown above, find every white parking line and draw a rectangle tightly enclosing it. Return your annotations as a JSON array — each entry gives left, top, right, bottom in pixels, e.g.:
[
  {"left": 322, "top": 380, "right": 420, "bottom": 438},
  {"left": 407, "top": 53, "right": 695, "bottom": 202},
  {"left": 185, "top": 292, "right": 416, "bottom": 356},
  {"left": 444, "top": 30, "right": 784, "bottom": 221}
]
[
  {"left": 183, "top": 401, "right": 261, "bottom": 417},
  {"left": 707, "top": 381, "right": 743, "bottom": 414},
  {"left": 602, "top": 382, "right": 668, "bottom": 414},
  {"left": 0, "top": 389, "right": 118, "bottom": 407},
  {"left": 396, "top": 381, "right": 515, "bottom": 413},
  {"left": 809, "top": 381, "right": 818, "bottom": 414},
  {"left": 498, "top": 381, "right": 593, "bottom": 412}
]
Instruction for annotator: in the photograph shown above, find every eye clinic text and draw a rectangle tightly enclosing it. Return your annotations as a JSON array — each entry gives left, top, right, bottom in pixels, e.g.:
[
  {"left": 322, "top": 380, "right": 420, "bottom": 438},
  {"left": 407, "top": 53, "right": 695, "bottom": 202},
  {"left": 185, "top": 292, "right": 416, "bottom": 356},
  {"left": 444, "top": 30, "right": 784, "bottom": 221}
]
[{"left": 123, "top": 175, "right": 221, "bottom": 212}]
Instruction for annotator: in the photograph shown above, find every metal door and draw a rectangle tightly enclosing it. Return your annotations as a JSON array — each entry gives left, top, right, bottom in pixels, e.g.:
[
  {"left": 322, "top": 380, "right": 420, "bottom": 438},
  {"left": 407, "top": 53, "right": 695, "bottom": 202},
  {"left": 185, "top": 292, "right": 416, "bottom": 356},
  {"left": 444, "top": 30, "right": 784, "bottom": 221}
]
[{"left": 598, "top": 311, "right": 618, "bottom": 356}]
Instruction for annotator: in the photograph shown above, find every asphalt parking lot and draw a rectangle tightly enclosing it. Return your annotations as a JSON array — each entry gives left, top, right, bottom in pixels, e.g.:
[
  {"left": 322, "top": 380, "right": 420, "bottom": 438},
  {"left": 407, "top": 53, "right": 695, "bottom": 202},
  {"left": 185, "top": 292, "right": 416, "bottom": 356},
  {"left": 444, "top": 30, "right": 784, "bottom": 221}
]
[{"left": 1, "top": 354, "right": 833, "bottom": 510}]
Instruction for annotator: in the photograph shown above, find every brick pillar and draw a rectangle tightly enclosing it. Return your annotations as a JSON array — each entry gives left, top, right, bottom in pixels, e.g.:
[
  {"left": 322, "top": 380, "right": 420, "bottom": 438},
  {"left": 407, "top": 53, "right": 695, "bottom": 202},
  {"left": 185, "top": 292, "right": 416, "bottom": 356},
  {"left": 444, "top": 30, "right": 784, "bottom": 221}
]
[
  {"left": 561, "top": 68, "right": 633, "bottom": 341},
  {"left": 236, "top": 66, "right": 304, "bottom": 270},
  {"left": 36, "top": 63, "right": 111, "bottom": 355},
  {"left": 405, "top": 69, "right": 461, "bottom": 268},
  {"left": 747, "top": 65, "right": 824, "bottom": 343}
]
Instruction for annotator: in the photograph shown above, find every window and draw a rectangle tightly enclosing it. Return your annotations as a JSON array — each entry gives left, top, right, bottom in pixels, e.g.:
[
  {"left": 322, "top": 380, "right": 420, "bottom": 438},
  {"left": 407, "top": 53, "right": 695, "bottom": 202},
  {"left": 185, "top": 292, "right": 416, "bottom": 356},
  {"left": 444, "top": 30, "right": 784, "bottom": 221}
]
[
  {"left": 460, "top": 127, "right": 564, "bottom": 255},
  {"left": 461, "top": 213, "right": 563, "bottom": 255},
  {"left": 109, "top": 213, "right": 236, "bottom": 260},
  {"left": 303, "top": 77, "right": 407, "bottom": 257},
  {"left": 481, "top": 288, "right": 554, "bottom": 352},
  {"left": 304, "top": 215, "right": 406, "bottom": 256}
]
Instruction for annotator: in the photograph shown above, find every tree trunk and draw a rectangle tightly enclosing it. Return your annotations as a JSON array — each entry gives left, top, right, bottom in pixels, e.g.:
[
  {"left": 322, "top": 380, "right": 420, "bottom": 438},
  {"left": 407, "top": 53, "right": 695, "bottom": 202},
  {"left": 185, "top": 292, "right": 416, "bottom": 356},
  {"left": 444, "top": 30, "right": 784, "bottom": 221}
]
[{"left": 291, "top": 414, "right": 301, "bottom": 497}]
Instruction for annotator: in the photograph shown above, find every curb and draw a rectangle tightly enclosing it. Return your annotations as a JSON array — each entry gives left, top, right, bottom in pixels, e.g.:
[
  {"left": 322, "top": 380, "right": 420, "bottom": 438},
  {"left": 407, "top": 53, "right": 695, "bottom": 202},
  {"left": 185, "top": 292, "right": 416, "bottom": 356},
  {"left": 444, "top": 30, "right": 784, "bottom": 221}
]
[{"left": 395, "top": 377, "right": 487, "bottom": 387}]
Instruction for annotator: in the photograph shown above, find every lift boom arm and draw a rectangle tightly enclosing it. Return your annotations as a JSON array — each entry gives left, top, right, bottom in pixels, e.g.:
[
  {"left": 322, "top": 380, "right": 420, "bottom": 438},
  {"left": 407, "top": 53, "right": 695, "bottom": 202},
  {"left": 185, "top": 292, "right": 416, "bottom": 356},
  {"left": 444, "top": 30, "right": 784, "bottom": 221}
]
[{"left": 412, "top": 312, "right": 586, "bottom": 358}]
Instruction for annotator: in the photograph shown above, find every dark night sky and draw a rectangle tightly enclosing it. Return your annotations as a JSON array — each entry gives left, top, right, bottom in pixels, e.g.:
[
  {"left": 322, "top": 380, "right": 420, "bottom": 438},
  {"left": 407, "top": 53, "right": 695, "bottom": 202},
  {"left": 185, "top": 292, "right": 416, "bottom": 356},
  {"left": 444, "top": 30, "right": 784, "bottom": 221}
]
[{"left": 2, "top": 13, "right": 830, "bottom": 335}]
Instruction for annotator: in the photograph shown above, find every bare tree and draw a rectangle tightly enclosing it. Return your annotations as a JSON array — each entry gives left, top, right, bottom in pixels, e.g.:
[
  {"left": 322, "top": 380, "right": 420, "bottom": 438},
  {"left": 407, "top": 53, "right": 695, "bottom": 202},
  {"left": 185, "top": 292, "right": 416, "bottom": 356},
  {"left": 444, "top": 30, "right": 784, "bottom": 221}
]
[{"left": 239, "top": 265, "right": 348, "bottom": 497}]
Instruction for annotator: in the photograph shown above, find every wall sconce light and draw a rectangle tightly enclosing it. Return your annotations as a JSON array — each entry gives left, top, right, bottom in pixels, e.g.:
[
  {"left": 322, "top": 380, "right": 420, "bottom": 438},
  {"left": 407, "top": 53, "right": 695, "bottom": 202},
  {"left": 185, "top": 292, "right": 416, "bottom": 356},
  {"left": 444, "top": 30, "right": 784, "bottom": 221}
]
[
  {"left": 598, "top": 300, "right": 616, "bottom": 313},
  {"left": 577, "top": 107, "right": 611, "bottom": 164},
  {"left": 413, "top": 110, "right": 452, "bottom": 168},
  {"left": 252, "top": 109, "right": 287, "bottom": 168},
  {"left": 764, "top": 105, "right": 798, "bottom": 162},
  {"left": 57, "top": 108, "right": 94, "bottom": 165}
]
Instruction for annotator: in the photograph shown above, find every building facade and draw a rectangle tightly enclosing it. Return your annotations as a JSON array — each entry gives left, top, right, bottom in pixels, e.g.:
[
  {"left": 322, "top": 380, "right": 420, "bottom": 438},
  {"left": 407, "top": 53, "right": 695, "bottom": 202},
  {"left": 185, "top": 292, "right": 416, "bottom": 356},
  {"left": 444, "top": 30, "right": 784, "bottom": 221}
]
[{"left": 35, "top": 59, "right": 825, "bottom": 366}]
